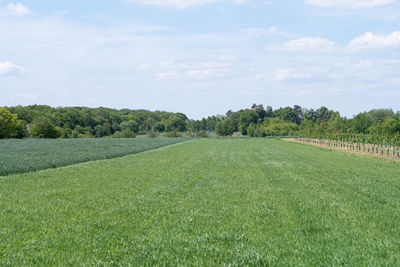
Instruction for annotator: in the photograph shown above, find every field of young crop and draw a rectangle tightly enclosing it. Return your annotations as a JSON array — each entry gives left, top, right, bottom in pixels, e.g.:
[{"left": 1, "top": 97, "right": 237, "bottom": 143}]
[
  {"left": 1, "top": 138, "right": 400, "bottom": 265},
  {"left": 0, "top": 138, "right": 189, "bottom": 176}
]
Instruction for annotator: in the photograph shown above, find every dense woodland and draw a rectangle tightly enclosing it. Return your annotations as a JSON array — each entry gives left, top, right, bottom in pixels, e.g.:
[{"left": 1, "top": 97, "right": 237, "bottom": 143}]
[
  {"left": 1, "top": 104, "right": 400, "bottom": 145},
  {"left": 211, "top": 104, "right": 400, "bottom": 146},
  {"left": 0, "top": 106, "right": 190, "bottom": 139}
]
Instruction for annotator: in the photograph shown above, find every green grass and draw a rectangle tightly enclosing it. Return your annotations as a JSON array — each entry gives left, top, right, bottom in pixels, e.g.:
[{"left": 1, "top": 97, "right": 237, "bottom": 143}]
[
  {"left": 0, "top": 138, "right": 190, "bottom": 176},
  {"left": 1, "top": 138, "right": 400, "bottom": 265}
]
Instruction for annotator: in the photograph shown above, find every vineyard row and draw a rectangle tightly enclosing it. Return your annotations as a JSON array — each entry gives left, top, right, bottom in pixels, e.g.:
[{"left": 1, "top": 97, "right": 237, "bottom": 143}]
[{"left": 294, "top": 137, "right": 400, "bottom": 159}]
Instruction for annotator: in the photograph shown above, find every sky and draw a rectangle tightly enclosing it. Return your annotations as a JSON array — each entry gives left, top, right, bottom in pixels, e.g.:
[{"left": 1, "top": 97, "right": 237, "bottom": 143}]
[{"left": 1, "top": 0, "right": 400, "bottom": 119}]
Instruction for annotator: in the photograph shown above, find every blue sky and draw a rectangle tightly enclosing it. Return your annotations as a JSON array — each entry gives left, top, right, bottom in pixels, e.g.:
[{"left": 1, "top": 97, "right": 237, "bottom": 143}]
[{"left": 1, "top": 0, "right": 400, "bottom": 119}]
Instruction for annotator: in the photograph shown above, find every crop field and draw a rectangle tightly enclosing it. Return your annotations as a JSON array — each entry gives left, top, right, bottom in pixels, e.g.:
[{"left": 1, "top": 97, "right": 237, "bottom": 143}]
[
  {"left": 1, "top": 138, "right": 400, "bottom": 265},
  {"left": 0, "top": 138, "right": 189, "bottom": 176}
]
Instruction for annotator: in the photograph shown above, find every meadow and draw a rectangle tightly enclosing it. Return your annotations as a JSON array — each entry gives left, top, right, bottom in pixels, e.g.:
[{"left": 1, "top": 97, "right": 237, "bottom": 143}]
[
  {"left": 0, "top": 138, "right": 189, "bottom": 176},
  {"left": 1, "top": 138, "right": 400, "bottom": 265}
]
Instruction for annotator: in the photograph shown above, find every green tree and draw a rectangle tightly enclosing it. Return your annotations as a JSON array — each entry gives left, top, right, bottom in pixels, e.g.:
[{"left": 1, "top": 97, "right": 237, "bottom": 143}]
[
  {"left": 381, "top": 118, "right": 400, "bottom": 136},
  {"left": 152, "top": 122, "right": 165, "bottom": 132},
  {"left": 251, "top": 104, "right": 267, "bottom": 121},
  {"left": 14, "top": 120, "right": 27, "bottom": 138},
  {"left": 304, "top": 108, "right": 317, "bottom": 122},
  {"left": 94, "top": 125, "right": 106, "bottom": 138},
  {"left": 350, "top": 113, "right": 373, "bottom": 134},
  {"left": 165, "top": 116, "right": 186, "bottom": 132},
  {"left": 327, "top": 112, "right": 343, "bottom": 135},
  {"left": 239, "top": 110, "right": 258, "bottom": 135},
  {"left": 206, "top": 116, "right": 219, "bottom": 131},
  {"left": 265, "top": 106, "right": 275, "bottom": 118},
  {"left": 275, "top": 107, "right": 296, "bottom": 123},
  {"left": 215, "top": 119, "right": 236, "bottom": 136},
  {"left": 299, "top": 119, "right": 314, "bottom": 137},
  {"left": 293, "top": 105, "right": 304, "bottom": 125},
  {"left": 0, "top": 107, "right": 22, "bottom": 139},
  {"left": 120, "top": 120, "right": 139, "bottom": 133},
  {"left": 30, "top": 117, "right": 61, "bottom": 138},
  {"left": 368, "top": 109, "right": 395, "bottom": 123},
  {"left": 247, "top": 123, "right": 257, "bottom": 137}
]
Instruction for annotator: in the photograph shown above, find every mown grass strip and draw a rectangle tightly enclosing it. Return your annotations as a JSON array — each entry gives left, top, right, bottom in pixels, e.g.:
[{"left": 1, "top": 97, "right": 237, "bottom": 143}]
[{"left": 1, "top": 138, "right": 400, "bottom": 265}]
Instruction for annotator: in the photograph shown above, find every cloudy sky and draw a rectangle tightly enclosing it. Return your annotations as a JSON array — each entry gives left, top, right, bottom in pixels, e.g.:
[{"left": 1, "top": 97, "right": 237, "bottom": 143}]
[{"left": 1, "top": 0, "right": 400, "bottom": 119}]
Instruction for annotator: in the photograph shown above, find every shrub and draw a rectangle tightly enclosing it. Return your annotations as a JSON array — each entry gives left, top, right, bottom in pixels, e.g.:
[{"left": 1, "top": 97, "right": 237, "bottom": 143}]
[
  {"left": 148, "top": 131, "right": 158, "bottom": 138},
  {"left": 165, "top": 131, "right": 182, "bottom": 138},
  {"left": 112, "top": 130, "right": 137, "bottom": 138},
  {"left": 265, "top": 122, "right": 298, "bottom": 136},
  {"left": 198, "top": 130, "right": 209, "bottom": 138},
  {"left": 253, "top": 125, "right": 267, "bottom": 137}
]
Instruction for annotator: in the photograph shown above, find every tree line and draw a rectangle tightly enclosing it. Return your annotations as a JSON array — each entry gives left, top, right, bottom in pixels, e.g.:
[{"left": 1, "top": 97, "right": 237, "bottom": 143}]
[
  {"left": 0, "top": 105, "right": 189, "bottom": 139},
  {"left": 210, "top": 104, "right": 400, "bottom": 146},
  {"left": 1, "top": 104, "right": 400, "bottom": 144}
]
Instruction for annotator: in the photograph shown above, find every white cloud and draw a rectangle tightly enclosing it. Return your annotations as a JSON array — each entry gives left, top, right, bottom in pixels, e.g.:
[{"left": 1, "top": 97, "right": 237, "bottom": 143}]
[
  {"left": 156, "top": 60, "right": 231, "bottom": 79},
  {"left": 272, "top": 68, "right": 313, "bottom": 81},
  {"left": 305, "top": 0, "right": 396, "bottom": 9},
  {"left": 7, "top": 3, "right": 30, "bottom": 15},
  {"left": 348, "top": 31, "right": 400, "bottom": 49},
  {"left": 251, "top": 58, "right": 400, "bottom": 86},
  {"left": 252, "top": 67, "right": 316, "bottom": 82},
  {"left": 0, "top": 61, "right": 26, "bottom": 75},
  {"left": 125, "top": 0, "right": 246, "bottom": 9},
  {"left": 269, "top": 37, "right": 337, "bottom": 52},
  {"left": 2, "top": 3, "right": 400, "bottom": 118}
]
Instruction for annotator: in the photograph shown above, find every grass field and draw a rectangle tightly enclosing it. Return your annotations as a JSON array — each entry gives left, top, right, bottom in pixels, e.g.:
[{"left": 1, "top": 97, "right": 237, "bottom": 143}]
[
  {"left": 0, "top": 138, "right": 189, "bottom": 176},
  {"left": 1, "top": 138, "right": 400, "bottom": 265}
]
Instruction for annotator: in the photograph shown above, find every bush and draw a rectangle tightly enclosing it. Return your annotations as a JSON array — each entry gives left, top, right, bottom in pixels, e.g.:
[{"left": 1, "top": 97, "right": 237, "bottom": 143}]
[
  {"left": 265, "top": 122, "right": 298, "bottom": 136},
  {"left": 198, "top": 130, "right": 209, "bottom": 138},
  {"left": 112, "top": 130, "right": 137, "bottom": 138},
  {"left": 253, "top": 125, "right": 267, "bottom": 137},
  {"left": 148, "top": 131, "right": 158, "bottom": 138},
  {"left": 165, "top": 131, "right": 182, "bottom": 138}
]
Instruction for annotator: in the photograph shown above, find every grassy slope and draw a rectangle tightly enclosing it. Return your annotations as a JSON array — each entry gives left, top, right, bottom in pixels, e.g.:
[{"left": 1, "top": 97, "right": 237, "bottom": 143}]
[
  {"left": 1, "top": 138, "right": 400, "bottom": 265},
  {"left": 0, "top": 138, "right": 189, "bottom": 176}
]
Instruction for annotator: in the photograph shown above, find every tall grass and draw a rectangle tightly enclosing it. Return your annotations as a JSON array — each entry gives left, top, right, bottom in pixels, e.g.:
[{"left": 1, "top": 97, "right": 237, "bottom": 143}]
[{"left": 0, "top": 138, "right": 189, "bottom": 176}]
